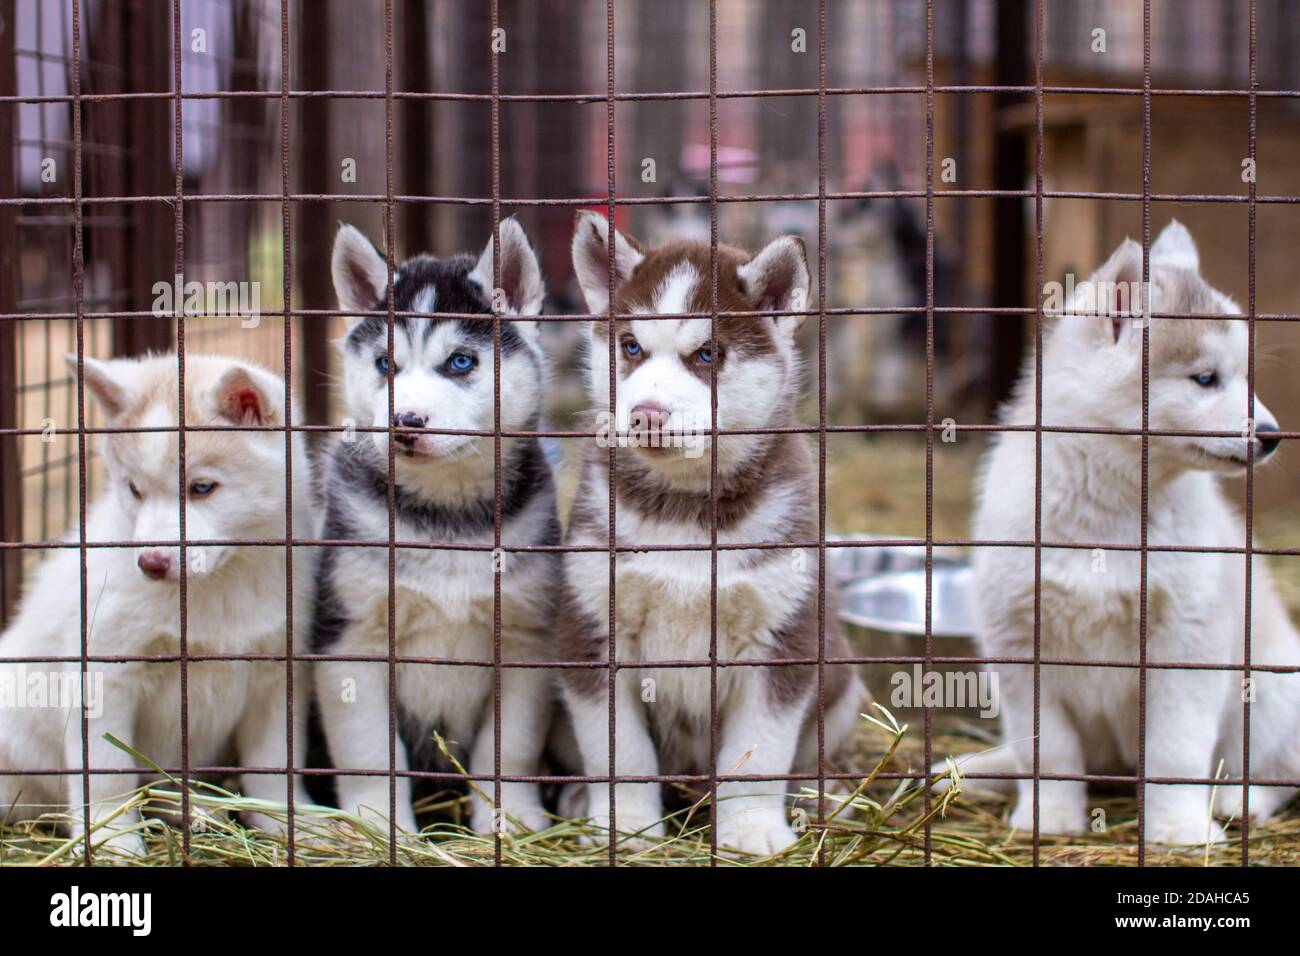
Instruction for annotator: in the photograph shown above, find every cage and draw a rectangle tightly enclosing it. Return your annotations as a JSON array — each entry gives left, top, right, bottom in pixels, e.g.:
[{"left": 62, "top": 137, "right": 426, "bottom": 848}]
[{"left": 1, "top": 0, "right": 1298, "bottom": 870}]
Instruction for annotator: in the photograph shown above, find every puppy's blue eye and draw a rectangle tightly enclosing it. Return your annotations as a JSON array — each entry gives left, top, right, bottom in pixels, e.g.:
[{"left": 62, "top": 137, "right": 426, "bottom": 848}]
[
  {"left": 375, "top": 355, "right": 391, "bottom": 375},
  {"left": 189, "top": 480, "right": 217, "bottom": 498},
  {"left": 697, "top": 347, "right": 713, "bottom": 365},
  {"left": 623, "top": 339, "right": 642, "bottom": 358},
  {"left": 1191, "top": 371, "right": 1218, "bottom": 388},
  {"left": 446, "top": 352, "right": 475, "bottom": 374}
]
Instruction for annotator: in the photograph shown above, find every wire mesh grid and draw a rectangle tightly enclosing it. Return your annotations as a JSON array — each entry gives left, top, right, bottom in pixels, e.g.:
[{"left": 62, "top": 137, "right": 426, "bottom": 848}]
[{"left": 0, "top": 0, "right": 1298, "bottom": 868}]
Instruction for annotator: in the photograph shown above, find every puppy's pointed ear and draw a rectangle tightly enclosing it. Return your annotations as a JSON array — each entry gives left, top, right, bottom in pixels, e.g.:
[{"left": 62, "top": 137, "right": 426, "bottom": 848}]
[
  {"left": 64, "top": 354, "right": 135, "bottom": 420},
  {"left": 212, "top": 365, "right": 279, "bottom": 427},
  {"left": 1150, "top": 218, "right": 1199, "bottom": 273},
  {"left": 738, "top": 235, "right": 811, "bottom": 338},
  {"left": 331, "top": 223, "right": 389, "bottom": 318},
  {"left": 1081, "top": 237, "right": 1145, "bottom": 345},
  {"left": 470, "top": 216, "right": 546, "bottom": 336},
  {"left": 571, "top": 210, "right": 643, "bottom": 315}
]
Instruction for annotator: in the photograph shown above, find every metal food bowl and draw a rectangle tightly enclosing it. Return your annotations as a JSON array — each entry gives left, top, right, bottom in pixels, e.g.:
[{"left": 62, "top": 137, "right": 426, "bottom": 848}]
[{"left": 829, "top": 535, "right": 978, "bottom": 639}]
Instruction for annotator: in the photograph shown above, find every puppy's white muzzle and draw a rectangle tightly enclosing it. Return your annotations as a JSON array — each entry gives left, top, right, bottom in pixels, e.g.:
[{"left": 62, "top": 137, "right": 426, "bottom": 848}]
[{"left": 132, "top": 499, "right": 228, "bottom": 582}]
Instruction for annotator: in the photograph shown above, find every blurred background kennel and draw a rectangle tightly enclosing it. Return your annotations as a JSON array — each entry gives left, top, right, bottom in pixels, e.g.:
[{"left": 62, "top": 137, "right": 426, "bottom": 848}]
[{"left": 3, "top": 0, "right": 1300, "bottom": 627}]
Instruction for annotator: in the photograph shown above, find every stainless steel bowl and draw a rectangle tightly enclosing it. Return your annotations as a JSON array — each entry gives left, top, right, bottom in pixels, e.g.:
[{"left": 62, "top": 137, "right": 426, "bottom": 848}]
[{"left": 829, "top": 535, "right": 978, "bottom": 639}]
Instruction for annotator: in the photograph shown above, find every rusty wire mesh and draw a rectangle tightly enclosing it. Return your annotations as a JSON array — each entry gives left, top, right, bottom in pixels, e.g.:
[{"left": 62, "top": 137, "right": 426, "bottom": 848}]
[{"left": 0, "top": 0, "right": 1298, "bottom": 869}]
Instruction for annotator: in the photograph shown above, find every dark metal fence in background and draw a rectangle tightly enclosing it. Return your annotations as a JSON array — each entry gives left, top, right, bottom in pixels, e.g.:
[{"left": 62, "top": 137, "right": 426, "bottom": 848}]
[{"left": 1, "top": 0, "right": 1298, "bottom": 868}]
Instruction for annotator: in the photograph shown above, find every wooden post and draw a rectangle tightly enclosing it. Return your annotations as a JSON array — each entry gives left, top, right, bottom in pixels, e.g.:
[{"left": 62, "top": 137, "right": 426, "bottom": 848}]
[
  {"left": 400, "top": 0, "right": 435, "bottom": 256},
  {"left": 0, "top": 0, "right": 22, "bottom": 625},
  {"left": 295, "top": 0, "right": 334, "bottom": 430},
  {"left": 114, "top": 0, "right": 174, "bottom": 357},
  {"left": 453, "top": 0, "right": 493, "bottom": 242},
  {"left": 988, "top": 0, "right": 1031, "bottom": 415}
]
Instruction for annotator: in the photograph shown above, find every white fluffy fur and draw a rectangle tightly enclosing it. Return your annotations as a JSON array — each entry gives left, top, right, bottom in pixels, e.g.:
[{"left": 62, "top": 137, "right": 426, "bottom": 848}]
[
  {"left": 951, "top": 222, "right": 1300, "bottom": 845},
  {"left": 468, "top": 218, "right": 547, "bottom": 321},
  {"left": 0, "top": 354, "right": 316, "bottom": 855},
  {"left": 562, "top": 483, "right": 863, "bottom": 854},
  {"left": 314, "top": 493, "right": 558, "bottom": 837},
  {"left": 570, "top": 211, "right": 645, "bottom": 316}
]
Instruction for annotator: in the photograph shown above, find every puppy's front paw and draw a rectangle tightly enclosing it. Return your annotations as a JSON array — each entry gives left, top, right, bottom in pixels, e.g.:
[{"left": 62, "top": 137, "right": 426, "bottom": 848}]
[
  {"left": 1008, "top": 799, "right": 1086, "bottom": 836},
  {"left": 1148, "top": 814, "right": 1226, "bottom": 847},
  {"left": 580, "top": 811, "right": 666, "bottom": 849},
  {"left": 1216, "top": 784, "right": 1293, "bottom": 824},
  {"left": 509, "top": 803, "right": 552, "bottom": 834},
  {"left": 352, "top": 801, "right": 420, "bottom": 838},
  {"left": 72, "top": 826, "right": 148, "bottom": 860},
  {"left": 471, "top": 799, "right": 550, "bottom": 836},
  {"left": 577, "top": 784, "right": 665, "bottom": 848},
  {"left": 241, "top": 810, "right": 290, "bottom": 836},
  {"left": 715, "top": 814, "right": 800, "bottom": 857},
  {"left": 1213, "top": 786, "right": 1248, "bottom": 822}
]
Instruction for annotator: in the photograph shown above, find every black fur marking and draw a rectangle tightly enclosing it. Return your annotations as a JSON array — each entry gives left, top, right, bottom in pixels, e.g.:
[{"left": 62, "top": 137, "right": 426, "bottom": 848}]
[
  {"left": 344, "top": 253, "right": 528, "bottom": 357},
  {"left": 307, "top": 504, "right": 353, "bottom": 655},
  {"left": 325, "top": 437, "right": 552, "bottom": 543}
]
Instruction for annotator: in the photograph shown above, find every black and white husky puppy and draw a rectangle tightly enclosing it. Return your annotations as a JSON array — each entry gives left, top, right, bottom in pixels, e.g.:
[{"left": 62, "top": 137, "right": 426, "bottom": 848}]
[
  {"left": 557, "top": 212, "right": 865, "bottom": 855},
  {"left": 312, "top": 219, "right": 560, "bottom": 835}
]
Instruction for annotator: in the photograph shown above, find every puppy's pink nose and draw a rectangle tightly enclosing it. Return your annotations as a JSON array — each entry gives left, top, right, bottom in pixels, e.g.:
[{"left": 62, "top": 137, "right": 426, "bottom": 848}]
[
  {"left": 630, "top": 402, "right": 669, "bottom": 430},
  {"left": 137, "top": 550, "right": 171, "bottom": 580}
]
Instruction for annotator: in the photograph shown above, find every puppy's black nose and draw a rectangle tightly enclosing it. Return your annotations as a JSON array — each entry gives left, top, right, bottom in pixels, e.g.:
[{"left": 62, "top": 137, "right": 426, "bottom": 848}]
[
  {"left": 393, "top": 411, "right": 426, "bottom": 447},
  {"left": 394, "top": 411, "right": 426, "bottom": 429},
  {"left": 1257, "top": 421, "right": 1281, "bottom": 458}
]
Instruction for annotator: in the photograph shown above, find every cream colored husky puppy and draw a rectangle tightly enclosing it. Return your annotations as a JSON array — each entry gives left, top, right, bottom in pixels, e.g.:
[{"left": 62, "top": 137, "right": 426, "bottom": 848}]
[
  {"left": 0, "top": 354, "right": 315, "bottom": 854},
  {"left": 948, "top": 222, "right": 1299, "bottom": 845}
]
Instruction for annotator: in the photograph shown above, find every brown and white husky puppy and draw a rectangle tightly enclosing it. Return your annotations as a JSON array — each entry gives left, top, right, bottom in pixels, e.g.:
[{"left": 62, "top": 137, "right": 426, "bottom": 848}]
[{"left": 558, "top": 212, "right": 864, "bottom": 855}]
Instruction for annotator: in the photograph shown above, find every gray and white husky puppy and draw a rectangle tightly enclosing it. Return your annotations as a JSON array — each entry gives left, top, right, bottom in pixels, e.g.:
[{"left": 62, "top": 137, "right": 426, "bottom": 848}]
[
  {"left": 947, "top": 221, "right": 1300, "bottom": 844},
  {"left": 312, "top": 219, "right": 560, "bottom": 835}
]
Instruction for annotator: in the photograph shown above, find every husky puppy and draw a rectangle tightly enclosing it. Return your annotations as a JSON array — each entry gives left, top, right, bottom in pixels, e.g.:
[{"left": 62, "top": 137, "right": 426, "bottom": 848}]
[
  {"left": 0, "top": 354, "right": 315, "bottom": 854},
  {"left": 313, "top": 219, "right": 559, "bottom": 835},
  {"left": 558, "top": 212, "right": 864, "bottom": 855},
  {"left": 955, "top": 221, "right": 1299, "bottom": 844}
]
